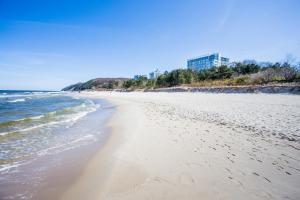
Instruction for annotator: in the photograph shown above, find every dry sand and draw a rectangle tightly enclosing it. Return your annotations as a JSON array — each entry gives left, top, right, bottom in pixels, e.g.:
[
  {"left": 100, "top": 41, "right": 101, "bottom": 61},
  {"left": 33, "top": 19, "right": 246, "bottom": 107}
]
[{"left": 60, "top": 92, "right": 300, "bottom": 200}]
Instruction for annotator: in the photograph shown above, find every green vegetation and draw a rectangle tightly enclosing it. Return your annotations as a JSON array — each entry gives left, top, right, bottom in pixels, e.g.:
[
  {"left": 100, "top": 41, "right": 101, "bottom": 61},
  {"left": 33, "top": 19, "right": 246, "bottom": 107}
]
[
  {"left": 122, "top": 62, "right": 300, "bottom": 89},
  {"left": 62, "top": 78, "right": 129, "bottom": 91},
  {"left": 62, "top": 62, "right": 299, "bottom": 91}
]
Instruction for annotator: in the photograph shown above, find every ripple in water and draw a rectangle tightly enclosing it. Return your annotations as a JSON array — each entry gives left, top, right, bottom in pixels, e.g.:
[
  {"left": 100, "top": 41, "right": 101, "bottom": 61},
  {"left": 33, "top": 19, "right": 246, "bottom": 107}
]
[{"left": 0, "top": 90, "right": 100, "bottom": 173}]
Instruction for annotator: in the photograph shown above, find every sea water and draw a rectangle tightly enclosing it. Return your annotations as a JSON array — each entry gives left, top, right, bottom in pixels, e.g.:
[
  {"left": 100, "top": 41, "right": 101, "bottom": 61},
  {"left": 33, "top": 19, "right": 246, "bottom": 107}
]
[{"left": 0, "top": 90, "right": 112, "bottom": 199}]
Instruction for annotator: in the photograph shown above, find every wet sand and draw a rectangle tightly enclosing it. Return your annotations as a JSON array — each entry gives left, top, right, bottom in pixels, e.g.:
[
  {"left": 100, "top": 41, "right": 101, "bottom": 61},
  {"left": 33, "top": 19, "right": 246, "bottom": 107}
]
[
  {"left": 0, "top": 98, "right": 114, "bottom": 200},
  {"left": 60, "top": 92, "right": 300, "bottom": 200}
]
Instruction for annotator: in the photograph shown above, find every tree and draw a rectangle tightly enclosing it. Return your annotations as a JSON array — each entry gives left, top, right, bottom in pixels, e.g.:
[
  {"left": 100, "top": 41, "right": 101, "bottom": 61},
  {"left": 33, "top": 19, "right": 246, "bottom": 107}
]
[
  {"left": 123, "top": 80, "right": 134, "bottom": 88},
  {"left": 217, "top": 65, "right": 234, "bottom": 79},
  {"left": 284, "top": 54, "right": 297, "bottom": 66},
  {"left": 146, "top": 80, "right": 155, "bottom": 88},
  {"left": 106, "top": 82, "right": 114, "bottom": 89},
  {"left": 232, "top": 63, "right": 260, "bottom": 75},
  {"left": 156, "top": 74, "right": 168, "bottom": 87}
]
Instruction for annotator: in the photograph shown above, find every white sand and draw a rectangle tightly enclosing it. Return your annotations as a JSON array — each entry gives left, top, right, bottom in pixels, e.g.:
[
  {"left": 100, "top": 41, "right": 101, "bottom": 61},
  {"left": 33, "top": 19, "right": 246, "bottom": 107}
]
[{"left": 61, "top": 92, "right": 300, "bottom": 200}]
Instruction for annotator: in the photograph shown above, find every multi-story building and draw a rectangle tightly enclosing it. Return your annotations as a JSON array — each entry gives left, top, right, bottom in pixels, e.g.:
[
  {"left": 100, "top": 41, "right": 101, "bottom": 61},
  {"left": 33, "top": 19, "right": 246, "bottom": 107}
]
[
  {"left": 149, "top": 68, "right": 161, "bottom": 80},
  {"left": 187, "top": 53, "right": 229, "bottom": 70},
  {"left": 133, "top": 75, "right": 147, "bottom": 80}
]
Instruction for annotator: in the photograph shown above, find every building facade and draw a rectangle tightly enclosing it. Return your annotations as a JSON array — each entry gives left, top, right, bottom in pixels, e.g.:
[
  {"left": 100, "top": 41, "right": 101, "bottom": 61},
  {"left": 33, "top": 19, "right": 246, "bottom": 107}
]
[
  {"left": 149, "top": 68, "right": 161, "bottom": 80},
  {"left": 187, "top": 53, "right": 229, "bottom": 70},
  {"left": 133, "top": 75, "right": 147, "bottom": 80}
]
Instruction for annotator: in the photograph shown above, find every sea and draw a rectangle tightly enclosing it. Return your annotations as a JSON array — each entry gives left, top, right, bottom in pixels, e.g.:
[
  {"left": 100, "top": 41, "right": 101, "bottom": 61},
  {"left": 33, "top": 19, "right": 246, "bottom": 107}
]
[{"left": 0, "top": 90, "right": 113, "bottom": 199}]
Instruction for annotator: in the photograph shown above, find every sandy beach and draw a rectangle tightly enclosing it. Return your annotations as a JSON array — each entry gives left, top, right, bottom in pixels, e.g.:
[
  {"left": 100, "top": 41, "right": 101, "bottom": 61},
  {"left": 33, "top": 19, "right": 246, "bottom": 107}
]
[{"left": 60, "top": 92, "right": 300, "bottom": 200}]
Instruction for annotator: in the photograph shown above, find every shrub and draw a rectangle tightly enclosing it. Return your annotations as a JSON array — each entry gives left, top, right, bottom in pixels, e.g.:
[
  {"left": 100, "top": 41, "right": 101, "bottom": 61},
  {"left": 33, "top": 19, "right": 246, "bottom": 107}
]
[
  {"left": 156, "top": 74, "right": 168, "bottom": 87},
  {"left": 279, "top": 65, "right": 297, "bottom": 81},
  {"left": 250, "top": 73, "right": 266, "bottom": 84},
  {"left": 123, "top": 80, "right": 134, "bottom": 88},
  {"left": 122, "top": 61, "right": 299, "bottom": 89},
  {"left": 233, "top": 76, "right": 250, "bottom": 85},
  {"left": 233, "top": 63, "right": 260, "bottom": 75},
  {"left": 254, "top": 66, "right": 297, "bottom": 82},
  {"left": 296, "top": 72, "right": 300, "bottom": 80},
  {"left": 146, "top": 80, "right": 155, "bottom": 88}
]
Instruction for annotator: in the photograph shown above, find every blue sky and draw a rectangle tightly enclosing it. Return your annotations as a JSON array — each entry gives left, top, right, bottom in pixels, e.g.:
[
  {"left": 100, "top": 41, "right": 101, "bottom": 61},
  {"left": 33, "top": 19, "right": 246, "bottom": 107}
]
[{"left": 0, "top": 0, "right": 300, "bottom": 90}]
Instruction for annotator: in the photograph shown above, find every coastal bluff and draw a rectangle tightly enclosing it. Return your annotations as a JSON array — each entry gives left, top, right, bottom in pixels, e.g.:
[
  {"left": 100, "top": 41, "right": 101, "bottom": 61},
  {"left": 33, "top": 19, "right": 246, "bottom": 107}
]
[
  {"left": 63, "top": 80, "right": 300, "bottom": 94},
  {"left": 144, "top": 83, "right": 300, "bottom": 94}
]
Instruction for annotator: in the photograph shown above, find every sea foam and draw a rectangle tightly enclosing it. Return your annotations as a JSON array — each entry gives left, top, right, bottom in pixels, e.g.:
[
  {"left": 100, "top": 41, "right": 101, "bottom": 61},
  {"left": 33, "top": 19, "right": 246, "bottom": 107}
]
[{"left": 7, "top": 98, "right": 26, "bottom": 103}]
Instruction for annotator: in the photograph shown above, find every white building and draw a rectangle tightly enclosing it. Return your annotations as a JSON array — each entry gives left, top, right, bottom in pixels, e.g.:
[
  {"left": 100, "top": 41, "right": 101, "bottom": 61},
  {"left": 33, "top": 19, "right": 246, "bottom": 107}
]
[
  {"left": 187, "top": 53, "right": 229, "bottom": 70},
  {"left": 149, "top": 69, "right": 161, "bottom": 80}
]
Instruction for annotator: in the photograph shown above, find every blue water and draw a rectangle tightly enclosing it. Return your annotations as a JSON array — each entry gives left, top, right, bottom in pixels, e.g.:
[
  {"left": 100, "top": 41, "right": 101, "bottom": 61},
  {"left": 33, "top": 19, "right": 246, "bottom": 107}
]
[{"left": 0, "top": 90, "right": 99, "bottom": 172}]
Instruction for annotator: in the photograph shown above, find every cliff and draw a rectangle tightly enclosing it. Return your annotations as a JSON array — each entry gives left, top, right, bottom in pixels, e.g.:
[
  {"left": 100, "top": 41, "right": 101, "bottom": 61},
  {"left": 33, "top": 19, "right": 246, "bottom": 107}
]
[{"left": 62, "top": 78, "right": 129, "bottom": 91}]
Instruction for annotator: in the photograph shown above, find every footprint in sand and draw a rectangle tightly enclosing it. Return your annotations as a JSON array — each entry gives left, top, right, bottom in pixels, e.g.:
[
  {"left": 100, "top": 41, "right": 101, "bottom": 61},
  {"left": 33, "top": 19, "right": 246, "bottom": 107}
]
[
  {"left": 227, "top": 176, "right": 244, "bottom": 188},
  {"left": 225, "top": 168, "right": 232, "bottom": 174},
  {"left": 253, "top": 172, "right": 260, "bottom": 176},
  {"left": 227, "top": 156, "right": 234, "bottom": 163},
  {"left": 209, "top": 146, "right": 216, "bottom": 150},
  {"left": 153, "top": 177, "right": 175, "bottom": 186},
  {"left": 263, "top": 177, "right": 271, "bottom": 183}
]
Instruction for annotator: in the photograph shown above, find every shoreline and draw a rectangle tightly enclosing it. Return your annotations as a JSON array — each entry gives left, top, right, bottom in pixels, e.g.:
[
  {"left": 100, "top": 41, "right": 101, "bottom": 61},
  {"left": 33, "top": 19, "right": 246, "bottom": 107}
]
[
  {"left": 0, "top": 97, "right": 115, "bottom": 200},
  {"left": 60, "top": 91, "right": 300, "bottom": 200},
  {"left": 37, "top": 97, "right": 115, "bottom": 200},
  {"left": 59, "top": 93, "right": 144, "bottom": 200}
]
